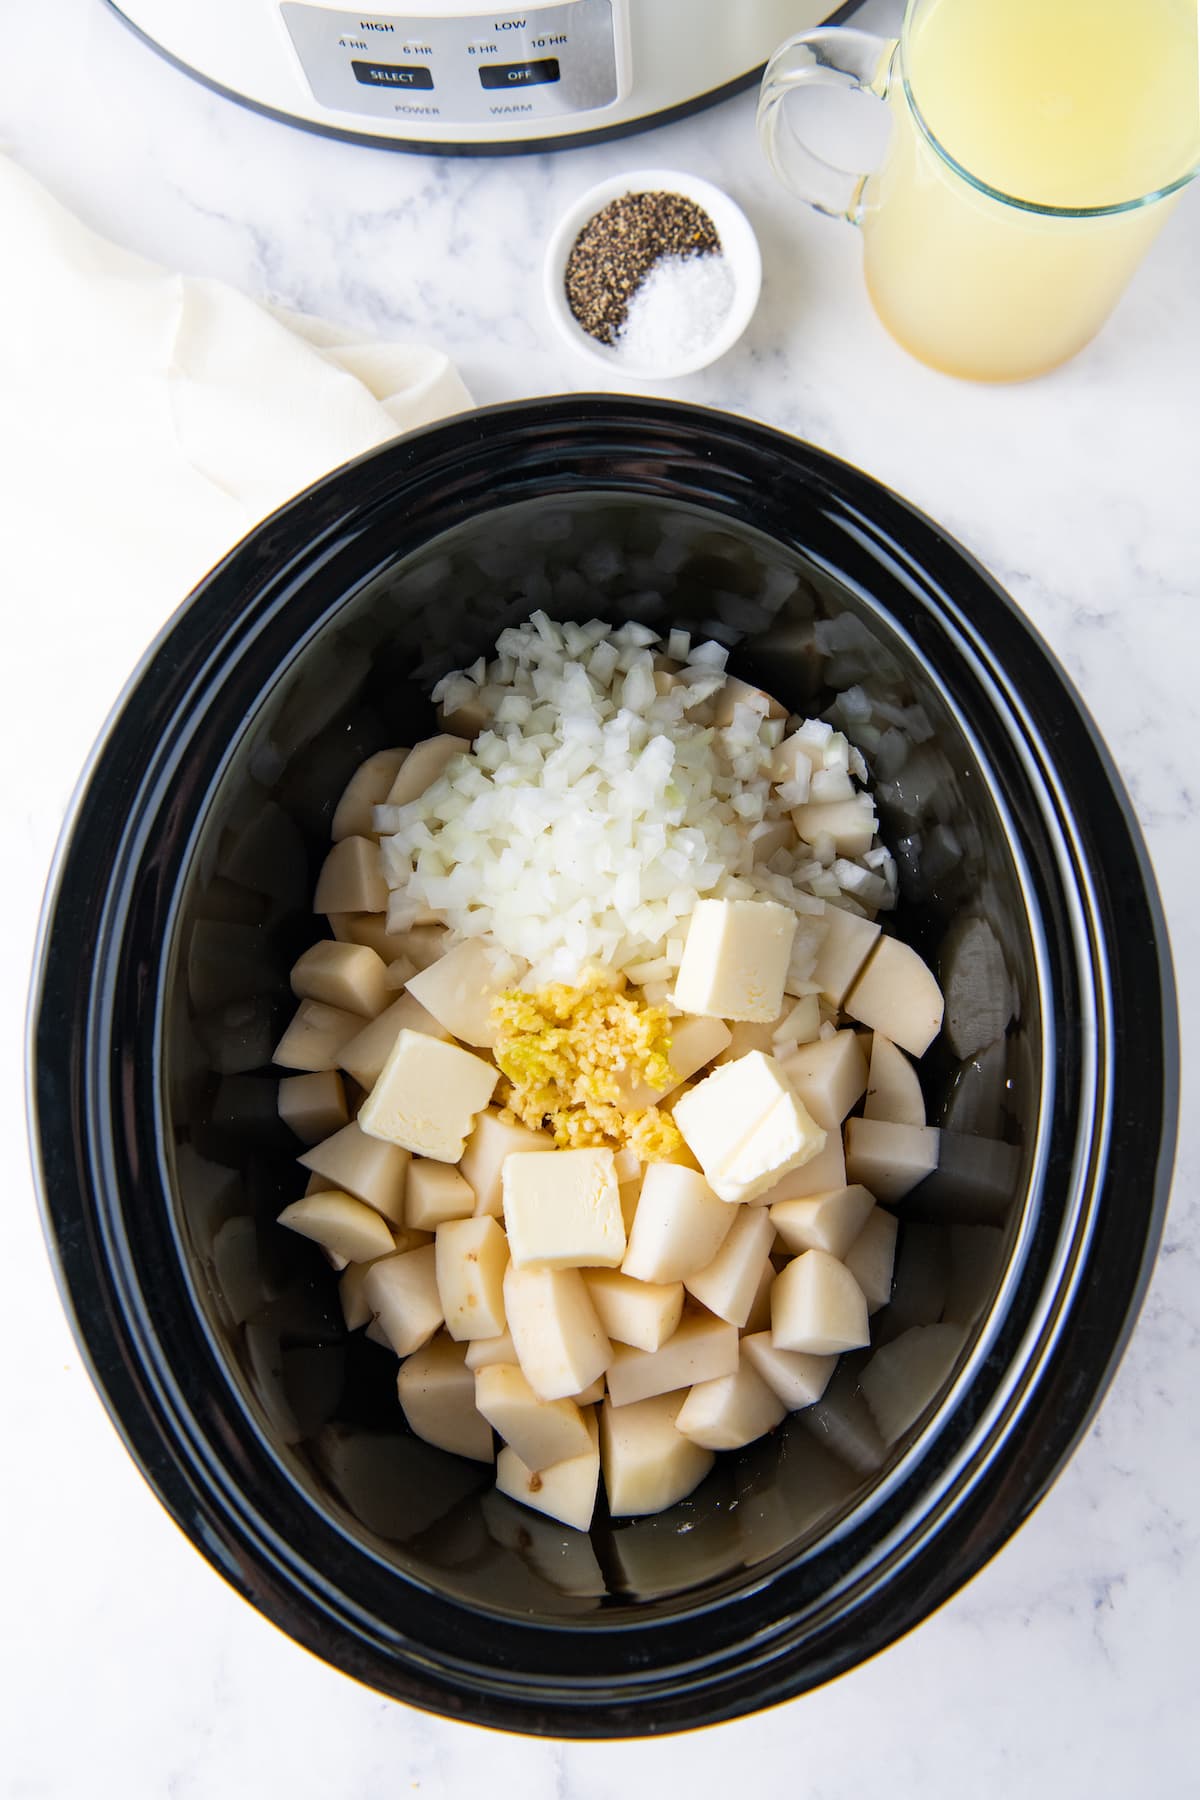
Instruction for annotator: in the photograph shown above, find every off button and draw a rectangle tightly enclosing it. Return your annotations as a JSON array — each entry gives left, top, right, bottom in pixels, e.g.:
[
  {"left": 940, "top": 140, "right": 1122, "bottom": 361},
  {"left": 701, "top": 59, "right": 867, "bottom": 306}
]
[
  {"left": 352, "top": 60, "right": 434, "bottom": 89},
  {"left": 478, "top": 58, "right": 561, "bottom": 90}
]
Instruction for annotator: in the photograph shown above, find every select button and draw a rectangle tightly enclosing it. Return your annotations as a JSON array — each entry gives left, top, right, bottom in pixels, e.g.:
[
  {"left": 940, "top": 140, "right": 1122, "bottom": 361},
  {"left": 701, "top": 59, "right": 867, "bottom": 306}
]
[
  {"left": 351, "top": 60, "right": 434, "bottom": 89},
  {"left": 478, "top": 58, "right": 561, "bottom": 90}
]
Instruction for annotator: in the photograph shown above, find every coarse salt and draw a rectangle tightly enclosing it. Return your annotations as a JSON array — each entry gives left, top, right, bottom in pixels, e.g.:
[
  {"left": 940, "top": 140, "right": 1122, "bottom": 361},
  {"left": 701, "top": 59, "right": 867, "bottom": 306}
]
[{"left": 615, "top": 252, "right": 735, "bottom": 368}]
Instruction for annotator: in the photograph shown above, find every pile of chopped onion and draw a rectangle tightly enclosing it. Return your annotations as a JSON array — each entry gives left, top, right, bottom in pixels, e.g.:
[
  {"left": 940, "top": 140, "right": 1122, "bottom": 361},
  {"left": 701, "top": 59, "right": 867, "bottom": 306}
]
[{"left": 375, "top": 615, "right": 896, "bottom": 987}]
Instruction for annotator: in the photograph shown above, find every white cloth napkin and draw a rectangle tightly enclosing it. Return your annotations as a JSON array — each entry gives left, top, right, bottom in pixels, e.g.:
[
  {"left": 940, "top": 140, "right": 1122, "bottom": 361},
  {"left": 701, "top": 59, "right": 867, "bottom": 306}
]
[{"left": 0, "top": 154, "right": 472, "bottom": 788}]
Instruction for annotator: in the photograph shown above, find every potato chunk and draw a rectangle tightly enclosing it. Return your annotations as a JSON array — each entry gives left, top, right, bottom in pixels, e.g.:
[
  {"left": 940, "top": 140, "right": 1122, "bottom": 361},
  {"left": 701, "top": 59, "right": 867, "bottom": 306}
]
[
  {"left": 771, "top": 1249, "right": 870, "bottom": 1356},
  {"left": 864, "top": 1033, "right": 926, "bottom": 1127},
  {"left": 844, "top": 1206, "right": 899, "bottom": 1313},
  {"left": 277, "top": 1191, "right": 395, "bottom": 1264},
  {"left": 406, "top": 1159, "right": 475, "bottom": 1230},
  {"left": 277, "top": 1069, "right": 349, "bottom": 1144},
  {"left": 405, "top": 938, "right": 526, "bottom": 1048},
  {"left": 332, "top": 748, "right": 408, "bottom": 842},
  {"left": 791, "top": 794, "right": 877, "bottom": 858},
  {"left": 673, "top": 898, "right": 797, "bottom": 1023},
  {"left": 844, "top": 1118, "right": 939, "bottom": 1202},
  {"left": 274, "top": 1000, "right": 361, "bottom": 1073},
  {"left": 464, "top": 1329, "right": 517, "bottom": 1371},
  {"left": 312, "top": 836, "right": 388, "bottom": 915},
  {"left": 675, "top": 1359, "right": 786, "bottom": 1450},
  {"left": 769, "top": 1184, "right": 876, "bottom": 1259},
  {"left": 600, "top": 1394, "right": 714, "bottom": 1516},
  {"left": 503, "top": 1265, "right": 611, "bottom": 1402},
  {"left": 383, "top": 734, "right": 470, "bottom": 807},
  {"left": 741, "top": 1331, "right": 835, "bottom": 1410},
  {"left": 363, "top": 1245, "right": 443, "bottom": 1356},
  {"left": 683, "top": 1205, "right": 775, "bottom": 1327},
  {"left": 298, "top": 1119, "right": 409, "bottom": 1225},
  {"left": 673, "top": 1051, "right": 826, "bottom": 1205},
  {"left": 582, "top": 1269, "right": 684, "bottom": 1353},
  {"left": 749, "top": 1128, "right": 847, "bottom": 1207},
  {"left": 844, "top": 935, "right": 945, "bottom": 1058},
  {"left": 435, "top": 1215, "right": 509, "bottom": 1341},
  {"left": 290, "top": 939, "right": 389, "bottom": 1019},
  {"left": 778, "top": 1030, "right": 869, "bottom": 1130},
  {"left": 621, "top": 1163, "right": 735, "bottom": 1284},
  {"left": 619, "top": 1015, "right": 732, "bottom": 1109},
  {"left": 496, "top": 1407, "right": 600, "bottom": 1532},
  {"left": 338, "top": 992, "right": 451, "bottom": 1090},
  {"left": 502, "top": 1148, "right": 625, "bottom": 1271},
  {"left": 396, "top": 1333, "right": 494, "bottom": 1463},
  {"left": 606, "top": 1308, "right": 738, "bottom": 1408},
  {"left": 810, "top": 905, "right": 881, "bottom": 1008},
  {"left": 359, "top": 1030, "right": 498, "bottom": 1161},
  {"left": 475, "top": 1364, "right": 592, "bottom": 1472}
]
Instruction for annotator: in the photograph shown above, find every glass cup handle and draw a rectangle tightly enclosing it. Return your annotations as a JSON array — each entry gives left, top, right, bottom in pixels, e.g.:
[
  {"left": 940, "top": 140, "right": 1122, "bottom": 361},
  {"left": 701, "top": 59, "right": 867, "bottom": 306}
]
[{"left": 757, "top": 28, "right": 896, "bottom": 225}]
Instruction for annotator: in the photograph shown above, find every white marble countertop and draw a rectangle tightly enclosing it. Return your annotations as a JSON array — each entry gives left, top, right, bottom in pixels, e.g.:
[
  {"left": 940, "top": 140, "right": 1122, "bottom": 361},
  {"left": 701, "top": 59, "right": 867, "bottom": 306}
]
[{"left": 3, "top": 1, "right": 1197, "bottom": 1794}]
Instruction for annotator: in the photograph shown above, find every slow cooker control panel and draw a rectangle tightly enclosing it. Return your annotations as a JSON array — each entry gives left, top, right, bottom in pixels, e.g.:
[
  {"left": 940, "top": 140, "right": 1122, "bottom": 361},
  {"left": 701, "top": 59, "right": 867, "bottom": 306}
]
[{"left": 280, "top": 2, "right": 620, "bottom": 124}]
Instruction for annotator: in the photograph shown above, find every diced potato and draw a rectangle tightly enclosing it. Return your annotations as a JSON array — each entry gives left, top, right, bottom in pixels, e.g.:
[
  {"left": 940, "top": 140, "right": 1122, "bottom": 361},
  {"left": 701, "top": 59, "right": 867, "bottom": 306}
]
[
  {"left": 673, "top": 898, "right": 797, "bottom": 1023},
  {"left": 274, "top": 1000, "right": 361, "bottom": 1072},
  {"left": 363, "top": 1245, "right": 443, "bottom": 1356},
  {"left": 791, "top": 795, "right": 877, "bottom": 859},
  {"left": 384, "top": 735, "right": 470, "bottom": 806},
  {"left": 582, "top": 1269, "right": 684, "bottom": 1353},
  {"left": 277, "top": 1069, "right": 349, "bottom": 1144},
  {"left": 771, "top": 729, "right": 820, "bottom": 789},
  {"left": 620, "top": 1014, "right": 732, "bottom": 1108},
  {"left": 713, "top": 1018, "right": 780, "bottom": 1064},
  {"left": 405, "top": 938, "right": 526, "bottom": 1047},
  {"left": 460, "top": 1109, "right": 555, "bottom": 1220},
  {"left": 844, "top": 1207, "right": 898, "bottom": 1312},
  {"left": 338, "top": 992, "right": 452, "bottom": 1090},
  {"left": 769, "top": 1184, "right": 876, "bottom": 1259},
  {"left": 673, "top": 1051, "right": 826, "bottom": 1204},
  {"left": 475, "top": 1363, "right": 592, "bottom": 1471},
  {"left": 771, "top": 1249, "right": 870, "bottom": 1356},
  {"left": 389, "top": 923, "right": 449, "bottom": 971},
  {"left": 621, "top": 1163, "right": 735, "bottom": 1284},
  {"left": 572, "top": 1375, "right": 606, "bottom": 1405},
  {"left": 384, "top": 955, "right": 420, "bottom": 989},
  {"left": 844, "top": 935, "right": 945, "bottom": 1059},
  {"left": 741, "top": 1331, "right": 835, "bottom": 1409},
  {"left": 684, "top": 1205, "right": 775, "bottom": 1327},
  {"left": 939, "top": 915, "right": 1015, "bottom": 1060},
  {"left": 328, "top": 912, "right": 418, "bottom": 965},
  {"left": 397, "top": 1333, "right": 495, "bottom": 1463},
  {"left": 364, "top": 1316, "right": 392, "bottom": 1351},
  {"left": 600, "top": 1394, "right": 714, "bottom": 1516},
  {"left": 312, "top": 836, "right": 388, "bottom": 915},
  {"left": 772, "top": 994, "right": 821, "bottom": 1049},
  {"left": 359, "top": 1030, "right": 498, "bottom": 1161},
  {"left": 675, "top": 1359, "right": 786, "bottom": 1450},
  {"left": 749, "top": 1127, "right": 847, "bottom": 1206},
  {"left": 277, "top": 1190, "right": 395, "bottom": 1264},
  {"left": 290, "top": 939, "right": 389, "bottom": 1020},
  {"left": 844, "top": 1117, "right": 939, "bottom": 1202},
  {"left": 332, "top": 748, "right": 408, "bottom": 841},
  {"left": 338, "top": 1258, "right": 381, "bottom": 1331},
  {"left": 742, "top": 1258, "right": 775, "bottom": 1334},
  {"left": 464, "top": 1329, "right": 517, "bottom": 1370},
  {"left": 712, "top": 676, "right": 787, "bottom": 727},
  {"left": 496, "top": 1407, "right": 600, "bottom": 1533},
  {"left": 298, "top": 1119, "right": 409, "bottom": 1225},
  {"left": 810, "top": 904, "right": 881, "bottom": 1007},
  {"left": 860, "top": 1324, "right": 965, "bottom": 1444},
  {"left": 503, "top": 1264, "right": 611, "bottom": 1402},
  {"left": 503, "top": 1148, "right": 624, "bottom": 1271},
  {"left": 406, "top": 1159, "right": 475, "bottom": 1230},
  {"left": 864, "top": 1033, "right": 926, "bottom": 1127},
  {"left": 606, "top": 1308, "right": 738, "bottom": 1409},
  {"left": 778, "top": 1030, "right": 869, "bottom": 1130},
  {"left": 435, "top": 1215, "right": 509, "bottom": 1340}
]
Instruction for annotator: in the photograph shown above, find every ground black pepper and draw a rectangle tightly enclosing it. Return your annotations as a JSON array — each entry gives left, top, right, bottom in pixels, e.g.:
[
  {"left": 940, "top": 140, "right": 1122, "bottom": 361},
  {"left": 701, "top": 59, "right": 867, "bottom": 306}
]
[{"left": 564, "top": 190, "right": 722, "bottom": 346}]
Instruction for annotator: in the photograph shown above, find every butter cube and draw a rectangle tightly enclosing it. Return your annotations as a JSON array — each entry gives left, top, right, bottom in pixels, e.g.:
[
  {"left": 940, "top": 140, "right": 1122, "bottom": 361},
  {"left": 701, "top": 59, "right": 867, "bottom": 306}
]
[
  {"left": 673, "top": 1051, "right": 826, "bottom": 1204},
  {"left": 405, "top": 938, "right": 527, "bottom": 1048},
  {"left": 673, "top": 899, "right": 797, "bottom": 1022},
  {"left": 358, "top": 1029, "right": 498, "bottom": 1162},
  {"left": 460, "top": 1109, "right": 556, "bottom": 1219},
  {"left": 435, "top": 1215, "right": 509, "bottom": 1340},
  {"left": 502, "top": 1149, "right": 625, "bottom": 1270}
]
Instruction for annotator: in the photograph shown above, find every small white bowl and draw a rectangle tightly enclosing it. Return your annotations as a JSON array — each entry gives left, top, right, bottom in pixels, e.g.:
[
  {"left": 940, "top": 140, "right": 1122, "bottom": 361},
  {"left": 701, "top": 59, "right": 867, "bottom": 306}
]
[{"left": 543, "top": 168, "right": 762, "bottom": 381}]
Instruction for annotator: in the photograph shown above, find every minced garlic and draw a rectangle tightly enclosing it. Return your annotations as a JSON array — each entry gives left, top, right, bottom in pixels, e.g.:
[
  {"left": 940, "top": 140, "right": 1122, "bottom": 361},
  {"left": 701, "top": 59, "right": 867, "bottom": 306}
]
[{"left": 491, "top": 970, "right": 682, "bottom": 1158}]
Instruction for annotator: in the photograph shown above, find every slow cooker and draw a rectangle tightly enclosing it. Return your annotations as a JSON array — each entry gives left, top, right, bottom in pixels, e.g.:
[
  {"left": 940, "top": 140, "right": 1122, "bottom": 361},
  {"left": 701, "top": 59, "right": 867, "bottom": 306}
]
[
  {"left": 104, "top": 0, "right": 851, "bottom": 152},
  {"left": 30, "top": 399, "right": 1176, "bottom": 1735}
]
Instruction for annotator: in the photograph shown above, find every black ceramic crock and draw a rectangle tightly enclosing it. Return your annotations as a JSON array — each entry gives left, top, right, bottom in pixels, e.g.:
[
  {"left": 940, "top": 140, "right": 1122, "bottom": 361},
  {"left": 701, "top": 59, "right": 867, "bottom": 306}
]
[{"left": 29, "top": 398, "right": 1177, "bottom": 1736}]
